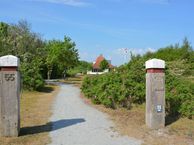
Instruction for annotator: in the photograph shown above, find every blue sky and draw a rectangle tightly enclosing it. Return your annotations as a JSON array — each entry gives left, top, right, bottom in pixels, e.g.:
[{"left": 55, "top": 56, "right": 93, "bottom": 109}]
[{"left": 0, "top": 0, "right": 194, "bottom": 65}]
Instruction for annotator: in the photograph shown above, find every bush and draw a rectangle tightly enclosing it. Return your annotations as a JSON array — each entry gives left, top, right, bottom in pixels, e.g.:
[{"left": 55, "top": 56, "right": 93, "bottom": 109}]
[
  {"left": 165, "top": 71, "right": 194, "bottom": 118},
  {"left": 81, "top": 57, "right": 146, "bottom": 109},
  {"left": 21, "top": 60, "right": 45, "bottom": 91},
  {"left": 81, "top": 39, "right": 194, "bottom": 119}
]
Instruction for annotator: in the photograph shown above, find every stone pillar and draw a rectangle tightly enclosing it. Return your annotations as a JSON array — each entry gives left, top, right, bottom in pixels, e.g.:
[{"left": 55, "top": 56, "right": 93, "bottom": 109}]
[
  {"left": 0, "top": 55, "right": 20, "bottom": 137},
  {"left": 145, "top": 59, "right": 165, "bottom": 129}
]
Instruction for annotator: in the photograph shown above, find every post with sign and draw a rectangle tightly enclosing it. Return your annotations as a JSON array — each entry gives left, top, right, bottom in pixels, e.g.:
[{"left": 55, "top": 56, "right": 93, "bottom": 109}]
[
  {"left": 145, "top": 59, "right": 165, "bottom": 129},
  {"left": 0, "top": 55, "right": 20, "bottom": 137}
]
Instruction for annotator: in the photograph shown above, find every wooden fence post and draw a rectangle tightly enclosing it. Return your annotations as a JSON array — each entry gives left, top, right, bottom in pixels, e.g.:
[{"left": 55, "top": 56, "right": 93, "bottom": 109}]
[
  {"left": 145, "top": 58, "right": 165, "bottom": 129},
  {"left": 0, "top": 55, "right": 20, "bottom": 137}
]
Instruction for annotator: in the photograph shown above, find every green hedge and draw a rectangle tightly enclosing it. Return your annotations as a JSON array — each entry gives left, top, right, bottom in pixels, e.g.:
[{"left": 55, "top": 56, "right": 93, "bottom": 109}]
[
  {"left": 81, "top": 46, "right": 194, "bottom": 119},
  {"left": 81, "top": 56, "right": 146, "bottom": 109}
]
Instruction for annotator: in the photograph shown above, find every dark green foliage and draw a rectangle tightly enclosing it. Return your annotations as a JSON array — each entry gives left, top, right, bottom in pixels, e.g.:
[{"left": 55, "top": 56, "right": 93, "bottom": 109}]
[
  {"left": 100, "top": 59, "right": 109, "bottom": 71},
  {"left": 82, "top": 73, "right": 123, "bottom": 109},
  {"left": 0, "top": 22, "right": 8, "bottom": 37},
  {"left": 82, "top": 39, "right": 194, "bottom": 119},
  {"left": 21, "top": 60, "right": 44, "bottom": 90},
  {"left": 165, "top": 70, "right": 194, "bottom": 119}
]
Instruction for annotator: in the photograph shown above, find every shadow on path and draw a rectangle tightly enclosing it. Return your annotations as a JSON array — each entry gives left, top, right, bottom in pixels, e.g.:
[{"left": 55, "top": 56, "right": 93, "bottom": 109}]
[
  {"left": 165, "top": 114, "right": 179, "bottom": 126},
  {"left": 38, "top": 86, "right": 54, "bottom": 93},
  {"left": 20, "top": 118, "right": 85, "bottom": 136}
]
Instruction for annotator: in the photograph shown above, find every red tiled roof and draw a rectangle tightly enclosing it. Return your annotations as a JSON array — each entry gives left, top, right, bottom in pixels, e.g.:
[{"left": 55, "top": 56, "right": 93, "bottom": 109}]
[{"left": 93, "top": 54, "right": 114, "bottom": 69}]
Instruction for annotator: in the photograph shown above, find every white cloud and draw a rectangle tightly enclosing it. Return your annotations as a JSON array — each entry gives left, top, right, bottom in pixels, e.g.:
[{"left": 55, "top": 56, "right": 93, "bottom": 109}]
[
  {"left": 114, "top": 47, "right": 156, "bottom": 59},
  {"left": 147, "top": 47, "right": 156, "bottom": 52},
  {"left": 110, "top": 47, "right": 157, "bottom": 65},
  {"left": 29, "top": 0, "right": 90, "bottom": 7}
]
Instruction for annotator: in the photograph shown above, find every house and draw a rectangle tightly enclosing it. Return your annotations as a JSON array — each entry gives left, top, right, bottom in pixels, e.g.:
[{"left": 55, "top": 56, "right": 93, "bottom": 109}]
[{"left": 87, "top": 54, "right": 114, "bottom": 75}]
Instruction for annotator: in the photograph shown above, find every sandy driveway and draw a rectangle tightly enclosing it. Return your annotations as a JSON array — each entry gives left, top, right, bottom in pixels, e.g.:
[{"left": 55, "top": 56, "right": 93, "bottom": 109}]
[{"left": 49, "top": 84, "right": 142, "bottom": 145}]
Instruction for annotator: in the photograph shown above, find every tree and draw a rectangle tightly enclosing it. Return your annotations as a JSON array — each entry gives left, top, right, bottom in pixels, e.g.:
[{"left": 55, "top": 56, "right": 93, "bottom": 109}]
[
  {"left": 0, "top": 22, "right": 8, "bottom": 37},
  {"left": 0, "top": 20, "right": 46, "bottom": 90},
  {"left": 0, "top": 20, "right": 79, "bottom": 90},
  {"left": 0, "top": 22, "right": 9, "bottom": 56},
  {"left": 181, "top": 37, "right": 193, "bottom": 61},
  {"left": 46, "top": 36, "right": 79, "bottom": 79},
  {"left": 100, "top": 59, "right": 109, "bottom": 71}
]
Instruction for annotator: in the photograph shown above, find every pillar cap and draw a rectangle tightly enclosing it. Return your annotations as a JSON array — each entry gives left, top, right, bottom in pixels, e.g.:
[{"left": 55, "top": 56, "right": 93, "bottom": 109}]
[
  {"left": 145, "top": 58, "right": 165, "bottom": 69},
  {"left": 0, "top": 55, "right": 20, "bottom": 67}
]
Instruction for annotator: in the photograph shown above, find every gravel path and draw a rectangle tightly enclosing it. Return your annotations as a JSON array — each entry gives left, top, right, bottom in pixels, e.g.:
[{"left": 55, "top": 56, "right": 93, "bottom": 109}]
[{"left": 49, "top": 84, "right": 142, "bottom": 145}]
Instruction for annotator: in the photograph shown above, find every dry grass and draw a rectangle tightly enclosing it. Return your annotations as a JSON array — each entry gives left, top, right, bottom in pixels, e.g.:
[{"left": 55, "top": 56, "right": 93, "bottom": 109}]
[
  {"left": 0, "top": 85, "right": 59, "bottom": 145},
  {"left": 60, "top": 75, "right": 84, "bottom": 87},
  {"left": 80, "top": 93, "right": 194, "bottom": 145}
]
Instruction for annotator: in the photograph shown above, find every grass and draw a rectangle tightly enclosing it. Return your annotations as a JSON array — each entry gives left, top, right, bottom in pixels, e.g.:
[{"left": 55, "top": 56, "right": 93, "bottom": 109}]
[
  {"left": 110, "top": 106, "right": 193, "bottom": 145},
  {"left": 0, "top": 85, "right": 59, "bottom": 145},
  {"left": 60, "top": 75, "right": 83, "bottom": 87},
  {"left": 169, "top": 118, "right": 194, "bottom": 138},
  {"left": 81, "top": 96, "right": 194, "bottom": 145}
]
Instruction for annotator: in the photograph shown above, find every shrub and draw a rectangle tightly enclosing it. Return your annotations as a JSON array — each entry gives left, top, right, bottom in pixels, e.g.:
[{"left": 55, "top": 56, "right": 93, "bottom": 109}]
[
  {"left": 21, "top": 59, "right": 45, "bottom": 91},
  {"left": 81, "top": 62, "right": 146, "bottom": 109},
  {"left": 81, "top": 40, "right": 194, "bottom": 119}
]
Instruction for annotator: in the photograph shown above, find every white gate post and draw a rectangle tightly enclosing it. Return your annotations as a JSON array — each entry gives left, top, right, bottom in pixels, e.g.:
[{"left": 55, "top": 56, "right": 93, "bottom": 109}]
[
  {"left": 145, "top": 59, "right": 165, "bottom": 129},
  {"left": 0, "top": 55, "right": 20, "bottom": 137}
]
